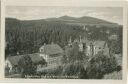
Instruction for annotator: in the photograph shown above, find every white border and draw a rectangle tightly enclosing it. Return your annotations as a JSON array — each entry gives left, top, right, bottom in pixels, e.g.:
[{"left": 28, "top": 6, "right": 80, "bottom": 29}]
[{"left": 0, "top": 0, "right": 127, "bottom": 84}]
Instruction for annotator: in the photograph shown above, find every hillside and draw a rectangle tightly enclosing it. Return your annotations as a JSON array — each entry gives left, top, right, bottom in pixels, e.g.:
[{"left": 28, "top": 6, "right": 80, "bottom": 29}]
[
  {"left": 6, "top": 15, "right": 118, "bottom": 27},
  {"left": 45, "top": 15, "right": 118, "bottom": 26},
  {"left": 5, "top": 16, "right": 122, "bottom": 57}
]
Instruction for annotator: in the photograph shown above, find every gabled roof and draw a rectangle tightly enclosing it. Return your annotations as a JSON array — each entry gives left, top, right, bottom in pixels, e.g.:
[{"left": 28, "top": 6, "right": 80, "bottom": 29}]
[
  {"left": 93, "top": 41, "right": 106, "bottom": 47},
  {"left": 81, "top": 39, "right": 106, "bottom": 47},
  {"left": 40, "top": 44, "right": 63, "bottom": 55},
  {"left": 6, "top": 53, "right": 45, "bottom": 66}
]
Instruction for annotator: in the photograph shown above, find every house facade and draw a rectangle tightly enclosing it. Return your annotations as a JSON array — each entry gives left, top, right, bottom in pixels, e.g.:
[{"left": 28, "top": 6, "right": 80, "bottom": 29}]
[
  {"left": 80, "top": 40, "right": 109, "bottom": 56},
  {"left": 39, "top": 43, "right": 64, "bottom": 67},
  {"left": 68, "top": 36, "right": 110, "bottom": 56}
]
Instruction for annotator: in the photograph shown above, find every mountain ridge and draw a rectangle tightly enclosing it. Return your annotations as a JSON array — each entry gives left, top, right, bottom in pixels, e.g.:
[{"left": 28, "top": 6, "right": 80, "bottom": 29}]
[{"left": 6, "top": 15, "right": 119, "bottom": 27}]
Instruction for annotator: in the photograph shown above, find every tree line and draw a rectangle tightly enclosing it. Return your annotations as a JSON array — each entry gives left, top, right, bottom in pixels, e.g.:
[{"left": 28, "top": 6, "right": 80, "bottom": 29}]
[{"left": 5, "top": 18, "right": 123, "bottom": 58}]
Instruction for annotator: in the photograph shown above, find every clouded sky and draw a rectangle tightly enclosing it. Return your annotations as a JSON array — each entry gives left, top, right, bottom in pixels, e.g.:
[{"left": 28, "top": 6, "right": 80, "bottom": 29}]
[{"left": 6, "top": 6, "right": 123, "bottom": 24}]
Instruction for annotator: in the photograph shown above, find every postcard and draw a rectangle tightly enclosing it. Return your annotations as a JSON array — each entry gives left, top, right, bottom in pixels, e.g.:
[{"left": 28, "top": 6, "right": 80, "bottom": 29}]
[{"left": 0, "top": 0, "right": 127, "bottom": 84}]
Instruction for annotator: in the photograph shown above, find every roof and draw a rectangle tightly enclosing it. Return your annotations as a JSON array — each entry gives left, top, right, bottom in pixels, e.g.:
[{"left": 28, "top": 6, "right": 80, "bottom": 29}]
[
  {"left": 81, "top": 40, "right": 106, "bottom": 47},
  {"left": 93, "top": 41, "right": 106, "bottom": 47},
  {"left": 6, "top": 53, "right": 45, "bottom": 66},
  {"left": 7, "top": 56, "right": 22, "bottom": 66},
  {"left": 108, "top": 34, "right": 118, "bottom": 40},
  {"left": 40, "top": 44, "right": 63, "bottom": 55}
]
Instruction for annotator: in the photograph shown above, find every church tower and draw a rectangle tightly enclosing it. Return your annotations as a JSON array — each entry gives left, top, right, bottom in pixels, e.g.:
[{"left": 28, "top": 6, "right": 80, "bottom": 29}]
[
  {"left": 79, "top": 35, "right": 83, "bottom": 52},
  {"left": 68, "top": 36, "right": 72, "bottom": 46}
]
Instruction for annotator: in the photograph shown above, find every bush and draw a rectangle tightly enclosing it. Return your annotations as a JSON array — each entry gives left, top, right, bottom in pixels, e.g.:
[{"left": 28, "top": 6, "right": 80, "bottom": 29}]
[
  {"left": 37, "top": 66, "right": 64, "bottom": 79},
  {"left": 103, "top": 70, "right": 122, "bottom": 79},
  {"left": 61, "top": 61, "right": 87, "bottom": 79},
  {"left": 86, "top": 52, "right": 118, "bottom": 79},
  {"left": 18, "top": 55, "right": 36, "bottom": 78}
]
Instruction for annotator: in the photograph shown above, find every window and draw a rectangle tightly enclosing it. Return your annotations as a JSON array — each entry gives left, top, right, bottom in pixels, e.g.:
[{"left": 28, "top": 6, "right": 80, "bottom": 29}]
[{"left": 41, "top": 49, "right": 44, "bottom": 52}]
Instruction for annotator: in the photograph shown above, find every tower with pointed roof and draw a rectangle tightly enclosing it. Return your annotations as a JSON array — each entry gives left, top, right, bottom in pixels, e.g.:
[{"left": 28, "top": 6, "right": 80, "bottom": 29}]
[
  {"left": 68, "top": 36, "right": 72, "bottom": 46},
  {"left": 78, "top": 35, "right": 84, "bottom": 52}
]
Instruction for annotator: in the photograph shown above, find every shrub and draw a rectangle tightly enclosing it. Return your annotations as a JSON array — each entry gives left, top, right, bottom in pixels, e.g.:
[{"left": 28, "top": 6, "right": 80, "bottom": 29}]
[
  {"left": 103, "top": 70, "right": 122, "bottom": 79},
  {"left": 37, "top": 66, "right": 64, "bottom": 79},
  {"left": 61, "top": 61, "right": 87, "bottom": 79},
  {"left": 86, "top": 52, "right": 118, "bottom": 79},
  {"left": 18, "top": 55, "right": 36, "bottom": 78}
]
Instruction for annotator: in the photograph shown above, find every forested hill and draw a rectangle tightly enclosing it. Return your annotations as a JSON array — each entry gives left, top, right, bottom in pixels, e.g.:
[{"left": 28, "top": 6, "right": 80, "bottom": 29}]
[
  {"left": 46, "top": 15, "right": 117, "bottom": 25},
  {"left": 5, "top": 16, "right": 122, "bottom": 57}
]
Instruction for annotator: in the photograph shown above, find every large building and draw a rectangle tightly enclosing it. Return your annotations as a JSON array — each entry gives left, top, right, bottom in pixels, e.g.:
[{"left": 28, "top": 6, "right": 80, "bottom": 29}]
[
  {"left": 68, "top": 35, "right": 110, "bottom": 56},
  {"left": 83, "top": 40, "right": 109, "bottom": 56},
  {"left": 39, "top": 43, "right": 64, "bottom": 67}
]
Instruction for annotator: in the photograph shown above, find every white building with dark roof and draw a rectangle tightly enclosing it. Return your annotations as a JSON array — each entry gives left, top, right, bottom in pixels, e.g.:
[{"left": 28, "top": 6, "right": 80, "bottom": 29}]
[{"left": 39, "top": 43, "right": 64, "bottom": 67}]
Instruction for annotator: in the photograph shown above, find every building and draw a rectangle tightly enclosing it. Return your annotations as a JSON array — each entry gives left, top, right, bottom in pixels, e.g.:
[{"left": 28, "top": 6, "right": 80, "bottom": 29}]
[
  {"left": 93, "top": 41, "right": 109, "bottom": 56},
  {"left": 80, "top": 40, "right": 109, "bottom": 56},
  {"left": 5, "top": 53, "right": 45, "bottom": 75},
  {"left": 39, "top": 43, "right": 64, "bottom": 67},
  {"left": 68, "top": 35, "right": 109, "bottom": 56},
  {"left": 108, "top": 34, "right": 118, "bottom": 40}
]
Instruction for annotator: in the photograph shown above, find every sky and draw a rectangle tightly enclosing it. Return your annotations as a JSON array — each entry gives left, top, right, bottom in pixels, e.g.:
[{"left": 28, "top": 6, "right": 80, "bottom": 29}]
[{"left": 6, "top": 6, "right": 123, "bottom": 24}]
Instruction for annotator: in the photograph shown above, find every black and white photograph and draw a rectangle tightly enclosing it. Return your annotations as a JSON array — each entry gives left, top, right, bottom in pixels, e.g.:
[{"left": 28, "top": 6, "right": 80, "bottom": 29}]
[{"left": 4, "top": 6, "right": 123, "bottom": 79}]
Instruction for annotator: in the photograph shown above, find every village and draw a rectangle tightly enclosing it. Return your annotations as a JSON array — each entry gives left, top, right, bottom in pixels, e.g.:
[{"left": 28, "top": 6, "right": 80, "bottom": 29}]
[{"left": 5, "top": 25, "right": 122, "bottom": 79}]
